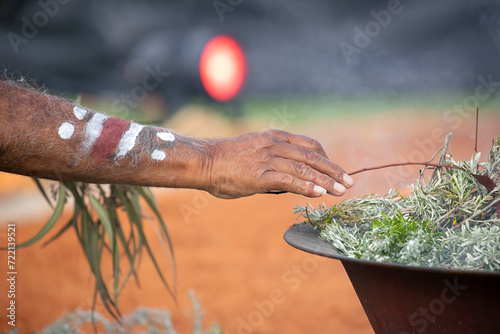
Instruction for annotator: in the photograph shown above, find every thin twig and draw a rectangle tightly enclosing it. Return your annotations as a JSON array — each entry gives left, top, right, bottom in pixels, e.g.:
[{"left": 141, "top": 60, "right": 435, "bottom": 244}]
[
  {"left": 475, "top": 106, "right": 479, "bottom": 154},
  {"left": 434, "top": 205, "right": 461, "bottom": 231},
  {"left": 432, "top": 132, "right": 453, "bottom": 181},
  {"left": 452, "top": 197, "right": 500, "bottom": 230},
  {"left": 348, "top": 162, "right": 466, "bottom": 176},
  {"left": 439, "top": 133, "right": 453, "bottom": 164},
  {"left": 305, "top": 207, "right": 313, "bottom": 226},
  {"left": 418, "top": 132, "right": 452, "bottom": 183}
]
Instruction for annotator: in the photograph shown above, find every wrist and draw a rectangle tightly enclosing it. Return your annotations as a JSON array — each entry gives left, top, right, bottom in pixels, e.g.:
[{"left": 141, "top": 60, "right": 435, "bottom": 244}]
[
  {"left": 157, "top": 135, "right": 216, "bottom": 192},
  {"left": 195, "top": 138, "right": 217, "bottom": 193}
]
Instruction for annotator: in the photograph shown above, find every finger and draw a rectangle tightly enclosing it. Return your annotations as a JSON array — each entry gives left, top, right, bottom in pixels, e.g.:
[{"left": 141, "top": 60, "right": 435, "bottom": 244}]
[
  {"left": 265, "top": 129, "right": 329, "bottom": 159},
  {"left": 261, "top": 170, "right": 345, "bottom": 197},
  {"left": 262, "top": 130, "right": 353, "bottom": 188},
  {"left": 270, "top": 141, "right": 354, "bottom": 189},
  {"left": 270, "top": 157, "right": 347, "bottom": 195}
]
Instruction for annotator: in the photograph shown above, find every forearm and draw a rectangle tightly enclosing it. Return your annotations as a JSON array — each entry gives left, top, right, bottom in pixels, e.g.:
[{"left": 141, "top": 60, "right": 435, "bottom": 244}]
[
  {"left": 0, "top": 80, "right": 213, "bottom": 189},
  {"left": 1, "top": 79, "right": 353, "bottom": 199}
]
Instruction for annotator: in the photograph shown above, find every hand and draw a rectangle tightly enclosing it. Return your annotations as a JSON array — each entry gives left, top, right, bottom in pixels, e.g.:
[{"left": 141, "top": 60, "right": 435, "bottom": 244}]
[{"left": 206, "top": 129, "right": 353, "bottom": 199}]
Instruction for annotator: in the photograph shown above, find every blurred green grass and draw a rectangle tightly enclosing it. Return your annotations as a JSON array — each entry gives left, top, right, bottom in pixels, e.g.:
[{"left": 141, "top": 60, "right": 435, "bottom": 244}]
[
  {"left": 90, "top": 91, "right": 500, "bottom": 125},
  {"left": 240, "top": 92, "right": 500, "bottom": 123}
]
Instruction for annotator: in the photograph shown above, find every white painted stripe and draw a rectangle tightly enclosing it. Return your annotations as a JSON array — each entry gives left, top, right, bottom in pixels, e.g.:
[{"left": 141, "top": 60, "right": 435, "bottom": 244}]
[
  {"left": 115, "top": 123, "right": 144, "bottom": 157},
  {"left": 58, "top": 122, "right": 74, "bottom": 139},
  {"left": 151, "top": 150, "right": 166, "bottom": 161},
  {"left": 157, "top": 131, "right": 175, "bottom": 142},
  {"left": 73, "top": 106, "right": 87, "bottom": 120},
  {"left": 83, "top": 113, "right": 108, "bottom": 151}
]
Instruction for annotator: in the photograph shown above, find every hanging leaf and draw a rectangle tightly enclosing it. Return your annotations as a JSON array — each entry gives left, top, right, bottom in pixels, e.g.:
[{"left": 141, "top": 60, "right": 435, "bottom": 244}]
[
  {"left": 15, "top": 183, "right": 66, "bottom": 248},
  {"left": 32, "top": 178, "right": 54, "bottom": 209},
  {"left": 90, "top": 194, "right": 115, "bottom": 251}
]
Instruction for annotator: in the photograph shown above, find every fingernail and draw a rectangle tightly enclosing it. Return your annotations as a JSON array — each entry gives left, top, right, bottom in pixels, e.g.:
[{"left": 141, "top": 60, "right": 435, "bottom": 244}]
[
  {"left": 334, "top": 182, "right": 347, "bottom": 194},
  {"left": 343, "top": 173, "right": 354, "bottom": 187},
  {"left": 313, "top": 185, "right": 327, "bottom": 196}
]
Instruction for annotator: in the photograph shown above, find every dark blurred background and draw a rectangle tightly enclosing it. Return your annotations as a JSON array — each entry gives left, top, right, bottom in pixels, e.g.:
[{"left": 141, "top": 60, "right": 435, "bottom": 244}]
[{"left": 1, "top": 0, "right": 500, "bottom": 116}]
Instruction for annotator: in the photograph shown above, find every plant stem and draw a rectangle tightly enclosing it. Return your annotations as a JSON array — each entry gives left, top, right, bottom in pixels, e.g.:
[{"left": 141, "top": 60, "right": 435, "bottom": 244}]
[{"left": 348, "top": 162, "right": 466, "bottom": 176}]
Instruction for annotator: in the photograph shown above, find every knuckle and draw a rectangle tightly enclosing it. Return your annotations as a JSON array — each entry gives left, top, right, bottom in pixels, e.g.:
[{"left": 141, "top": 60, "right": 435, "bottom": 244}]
[
  {"left": 300, "top": 181, "right": 317, "bottom": 197},
  {"left": 277, "top": 173, "right": 296, "bottom": 189},
  {"left": 259, "top": 148, "right": 274, "bottom": 162},
  {"left": 309, "top": 137, "right": 322, "bottom": 151},
  {"left": 325, "top": 179, "right": 338, "bottom": 193},
  {"left": 304, "top": 148, "right": 321, "bottom": 161},
  {"left": 293, "top": 162, "right": 310, "bottom": 177},
  {"left": 267, "top": 128, "right": 286, "bottom": 137},
  {"left": 329, "top": 163, "right": 344, "bottom": 179},
  {"left": 259, "top": 132, "right": 278, "bottom": 147}
]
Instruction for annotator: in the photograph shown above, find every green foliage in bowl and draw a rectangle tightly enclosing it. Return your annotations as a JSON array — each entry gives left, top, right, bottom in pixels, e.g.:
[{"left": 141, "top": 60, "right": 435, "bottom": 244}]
[{"left": 295, "top": 135, "right": 500, "bottom": 271}]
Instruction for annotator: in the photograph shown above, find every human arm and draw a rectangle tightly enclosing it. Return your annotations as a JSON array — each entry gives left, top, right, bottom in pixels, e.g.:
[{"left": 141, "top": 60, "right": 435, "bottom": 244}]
[{"left": 0, "top": 80, "right": 353, "bottom": 198}]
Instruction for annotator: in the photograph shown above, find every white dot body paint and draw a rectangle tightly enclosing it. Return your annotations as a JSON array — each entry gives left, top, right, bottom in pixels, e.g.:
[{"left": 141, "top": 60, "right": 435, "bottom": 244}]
[
  {"left": 73, "top": 106, "right": 87, "bottom": 120},
  {"left": 157, "top": 132, "right": 175, "bottom": 142},
  {"left": 115, "top": 123, "right": 145, "bottom": 158},
  {"left": 83, "top": 113, "right": 108, "bottom": 151},
  {"left": 58, "top": 122, "right": 74, "bottom": 139},
  {"left": 151, "top": 150, "right": 166, "bottom": 161}
]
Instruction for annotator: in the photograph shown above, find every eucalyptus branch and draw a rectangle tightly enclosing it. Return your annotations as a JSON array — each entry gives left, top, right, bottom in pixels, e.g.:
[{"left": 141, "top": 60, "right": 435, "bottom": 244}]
[{"left": 21, "top": 180, "right": 176, "bottom": 321}]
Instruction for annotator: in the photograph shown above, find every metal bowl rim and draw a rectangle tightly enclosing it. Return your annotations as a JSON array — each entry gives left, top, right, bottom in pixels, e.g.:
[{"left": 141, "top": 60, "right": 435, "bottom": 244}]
[{"left": 284, "top": 224, "right": 500, "bottom": 277}]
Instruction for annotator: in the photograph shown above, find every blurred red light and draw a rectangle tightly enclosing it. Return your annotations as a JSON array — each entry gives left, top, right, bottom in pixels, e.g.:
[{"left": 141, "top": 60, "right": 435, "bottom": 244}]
[{"left": 200, "top": 35, "right": 246, "bottom": 102}]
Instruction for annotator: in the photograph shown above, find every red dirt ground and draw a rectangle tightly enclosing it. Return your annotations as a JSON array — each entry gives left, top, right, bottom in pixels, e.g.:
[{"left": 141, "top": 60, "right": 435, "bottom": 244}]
[{"left": 1, "top": 109, "right": 499, "bottom": 333}]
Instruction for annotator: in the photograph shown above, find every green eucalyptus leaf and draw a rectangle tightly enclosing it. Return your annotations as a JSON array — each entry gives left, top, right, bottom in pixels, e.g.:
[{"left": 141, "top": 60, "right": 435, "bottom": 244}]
[
  {"left": 16, "top": 183, "right": 66, "bottom": 248},
  {"left": 32, "top": 177, "right": 53, "bottom": 209},
  {"left": 89, "top": 195, "right": 115, "bottom": 251},
  {"left": 30, "top": 177, "right": 177, "bottom": 320},
  {"left": 64, "top": 182, "right": 85, "bottom": 208},
  {"left": 135, "top": 187, "right": 176, "bottom": 274},
  {"left": 41, "top": 215, "right": 75, "bottom": 248},
  {"left": 136, "top": 219, "right": 176, "bottom": 298}
]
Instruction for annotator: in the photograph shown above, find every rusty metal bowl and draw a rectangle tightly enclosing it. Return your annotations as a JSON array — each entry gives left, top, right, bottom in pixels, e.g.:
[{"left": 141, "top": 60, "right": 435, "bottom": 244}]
[{"left": 284, "top": 224, "right": 500, "bottom": 334}]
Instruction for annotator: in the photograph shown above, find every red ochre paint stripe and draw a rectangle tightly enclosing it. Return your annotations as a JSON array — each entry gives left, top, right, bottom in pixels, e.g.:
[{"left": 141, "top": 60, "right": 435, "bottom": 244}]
[{"left": 92, "top": 117, "right": 131, "bottom": 164}]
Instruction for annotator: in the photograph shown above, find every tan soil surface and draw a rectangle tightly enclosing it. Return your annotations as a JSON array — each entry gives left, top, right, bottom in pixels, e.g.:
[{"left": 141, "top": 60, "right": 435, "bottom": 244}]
[{"left": 1, "top": 109, "right": 499, "bottom": 333}]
